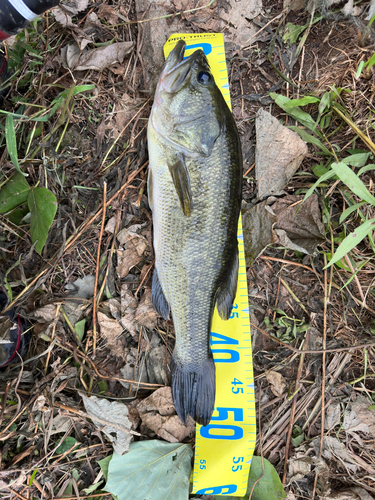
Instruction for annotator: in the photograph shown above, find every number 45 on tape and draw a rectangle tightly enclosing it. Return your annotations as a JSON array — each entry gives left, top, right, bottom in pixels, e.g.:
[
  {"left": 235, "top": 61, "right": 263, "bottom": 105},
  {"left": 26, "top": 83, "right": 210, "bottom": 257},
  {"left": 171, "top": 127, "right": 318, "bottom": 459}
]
[{"left": 163, "top": 32, "right": 257, "bottom": 498}]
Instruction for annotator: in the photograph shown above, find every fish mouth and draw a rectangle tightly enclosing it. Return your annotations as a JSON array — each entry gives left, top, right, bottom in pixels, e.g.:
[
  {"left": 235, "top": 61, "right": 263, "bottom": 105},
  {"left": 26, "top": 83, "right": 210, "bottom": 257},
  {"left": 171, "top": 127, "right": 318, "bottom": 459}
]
[{"left": 161, "top": 40, "right": 209, "bottom": 91}]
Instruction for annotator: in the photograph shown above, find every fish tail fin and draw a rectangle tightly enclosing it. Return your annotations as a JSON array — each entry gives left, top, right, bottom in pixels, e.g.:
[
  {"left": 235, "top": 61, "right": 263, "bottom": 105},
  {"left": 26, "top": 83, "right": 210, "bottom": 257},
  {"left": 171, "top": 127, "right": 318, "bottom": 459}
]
[
  {"left": 216, "top": 248, "right": 239, "bottom": 320},
  {"left": 171, "top": 355, "right": 215, "bottom": 427}
]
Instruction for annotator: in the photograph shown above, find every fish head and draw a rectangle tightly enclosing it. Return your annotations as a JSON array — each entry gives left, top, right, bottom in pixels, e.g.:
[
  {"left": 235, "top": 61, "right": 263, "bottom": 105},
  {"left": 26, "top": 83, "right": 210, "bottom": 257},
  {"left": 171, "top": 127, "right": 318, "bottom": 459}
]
[{"left": 151, "top": 40, "right": 227, "bottom": 156}]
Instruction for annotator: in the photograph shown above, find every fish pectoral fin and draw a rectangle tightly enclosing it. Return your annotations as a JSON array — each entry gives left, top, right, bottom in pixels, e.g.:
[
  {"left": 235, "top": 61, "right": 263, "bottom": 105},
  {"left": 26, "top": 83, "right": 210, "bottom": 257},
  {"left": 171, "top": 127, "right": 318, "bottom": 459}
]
[
  {"left": 151, "top": 267, "right": 170, "bottom": 320},
  {"left": 167, "top": 153, "right": 193, "bottom": 217},
  {"left": 216, "top": 248, "right": 239, "bottom": 320}
]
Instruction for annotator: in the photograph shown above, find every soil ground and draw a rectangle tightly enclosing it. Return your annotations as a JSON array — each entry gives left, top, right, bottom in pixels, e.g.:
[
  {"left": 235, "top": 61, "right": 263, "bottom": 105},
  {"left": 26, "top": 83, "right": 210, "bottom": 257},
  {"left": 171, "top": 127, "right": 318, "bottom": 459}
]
[{"left": 1, "top": 0, "right": 375, "bottom": 498}]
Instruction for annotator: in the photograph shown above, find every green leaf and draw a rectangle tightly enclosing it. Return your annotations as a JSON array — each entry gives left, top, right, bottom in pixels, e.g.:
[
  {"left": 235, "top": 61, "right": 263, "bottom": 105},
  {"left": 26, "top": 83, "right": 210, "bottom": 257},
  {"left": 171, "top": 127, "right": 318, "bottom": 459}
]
[
  {"left": 56, "top": 436, "right": 79, "bottom": 454},
  {"left": 283, "top": 96, "right": 320, "bottom": 108},
  {"left": 303, "top": 168, "right": 336, "bottom": 201},
  {"left": 339, "top": 202, "right": 366, "bottom": 223},
  {"left": 0, "top": 172, "right": 30, "bottom": 213},
  {"left": 282, "top": 22, "right": 308, "bottom": 44},
  {"left": 215, "top": 456, "right": 286, "bottom": 500},
  {"left": 27, "top": 187, "right": 58, "bottom": 254},
  {"left": 365, "top": 52, "right": 375, "bottom": 69},
  {"left": 99, "top": 455, "right": 113, "bottom": 481},
  {"left": 318, "top": 91, "right": 332, "bottom": 116},
  {"left": 326, "top": 218, "right": 375, "bottom": 268},
  {"left": 7, "top": 206, "right": 29, "bottom": 225},
  {"left": 331, "top": 162, "right": 375, "bottom": 205},
  {"left": 105, "top": 441, "right": 192, "bottom": 500},
  {"left": 356, "top": 60, "right": 365, "bottom": 78},
  {"left": 75, "top": 319, "right": 86, "bottom": 341},
  {"left": 341, "top": 153, "right": 372, "bottom": 167},
  {"left": 369, "top": 405, "right": 375, "bottom": 410},
  {"left": 5, "top": 114, "right": 25, "bottom": 176},
  {"left": 270, "top": 93, "right": 318, "bottom": 133},
  {"left": 288, "top": 126, "right": 331, "bottom": 155},
  {"left": 312, "top": 163, "right": 332, "bottom": 178},
  {"left": 358, "top": 164, "right": 375, "bottom": 176}
]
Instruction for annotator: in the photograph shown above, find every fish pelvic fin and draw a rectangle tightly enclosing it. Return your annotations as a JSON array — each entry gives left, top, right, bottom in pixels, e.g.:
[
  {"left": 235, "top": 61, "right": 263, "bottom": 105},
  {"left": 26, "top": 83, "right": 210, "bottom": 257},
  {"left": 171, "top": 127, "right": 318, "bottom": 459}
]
[
  {"left": 167, "top": 152, "right": 193, "bottom": 217},
  {"left": 151, "top": 267, "right": 170, "bottom": 320},
  {"left": 216, "top": 248, "right": 239, "bottom": 320},
  {"left": 171, "top": 355, "right": 215, "bottom": 427}
]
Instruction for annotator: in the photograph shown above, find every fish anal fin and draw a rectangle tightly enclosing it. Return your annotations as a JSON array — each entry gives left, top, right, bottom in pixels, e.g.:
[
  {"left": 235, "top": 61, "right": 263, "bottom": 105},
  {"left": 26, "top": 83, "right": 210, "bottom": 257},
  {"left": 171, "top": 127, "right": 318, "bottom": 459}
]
[
  {"left": 216, "top": 249, "right": 239, "bottom": 320},
  {"left": 167, "top": 153, "right": 193, "bottom": 217},
  {"left": 151, "top": 268, "right": 170, "bottom": 320},
  {"left": 171, "top": 355, "right": 215, "bottom": 426}
]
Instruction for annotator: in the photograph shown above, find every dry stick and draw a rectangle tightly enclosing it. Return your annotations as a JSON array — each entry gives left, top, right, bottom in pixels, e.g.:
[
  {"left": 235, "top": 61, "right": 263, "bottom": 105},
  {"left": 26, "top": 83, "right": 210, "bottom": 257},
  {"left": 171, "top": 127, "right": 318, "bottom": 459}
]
[
  {"left": 2, "top": 163, "right": 146, "bottom": 315},
  {"left": 6, "top": 489, "right": 28, "bottom": 500},
  {"left": 92, "top": 182, "right": 107, "bottom": 357},
  {"left": 282, "top": 330, "right": 310, "bottom": 484},
  {"left": 332, "top": 105, "right": 375, "bottom": 156},
  {"left": 344, "top": 254, "right": 366, "bottom": 303},
  {"left": 249, "top": 321, "right": 375, "bottom": 355},
  {"left": 259, "top": 255, "right": 320, "bottom": 276}
]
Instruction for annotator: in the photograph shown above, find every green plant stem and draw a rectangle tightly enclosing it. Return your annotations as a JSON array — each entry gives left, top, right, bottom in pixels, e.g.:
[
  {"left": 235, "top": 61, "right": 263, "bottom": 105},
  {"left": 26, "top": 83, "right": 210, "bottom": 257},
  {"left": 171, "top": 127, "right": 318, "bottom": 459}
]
[{"left": 332, "top": 104, "right": 375, "bottom": 156}]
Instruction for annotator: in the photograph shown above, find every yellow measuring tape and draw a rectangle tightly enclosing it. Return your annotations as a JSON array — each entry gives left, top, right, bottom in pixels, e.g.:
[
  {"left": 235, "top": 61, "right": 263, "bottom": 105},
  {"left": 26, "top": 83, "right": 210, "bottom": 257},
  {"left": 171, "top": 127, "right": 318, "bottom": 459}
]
[{"left": 164, "top": 33, "right": 256, "bottom": 498}]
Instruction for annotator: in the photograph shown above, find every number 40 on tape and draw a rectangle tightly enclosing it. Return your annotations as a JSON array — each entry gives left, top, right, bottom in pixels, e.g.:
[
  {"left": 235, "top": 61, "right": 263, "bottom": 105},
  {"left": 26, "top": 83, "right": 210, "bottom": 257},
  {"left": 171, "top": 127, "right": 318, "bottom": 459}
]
[{"left": 164, "top": 33, "right": 256, "bottom": 498}]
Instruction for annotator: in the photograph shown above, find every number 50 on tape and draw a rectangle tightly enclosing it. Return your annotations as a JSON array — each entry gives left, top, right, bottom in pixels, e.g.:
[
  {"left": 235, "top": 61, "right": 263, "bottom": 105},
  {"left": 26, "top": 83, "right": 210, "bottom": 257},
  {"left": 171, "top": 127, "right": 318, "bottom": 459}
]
[{"left": 163, "top": 33, "right": 256, "bottom": 498}]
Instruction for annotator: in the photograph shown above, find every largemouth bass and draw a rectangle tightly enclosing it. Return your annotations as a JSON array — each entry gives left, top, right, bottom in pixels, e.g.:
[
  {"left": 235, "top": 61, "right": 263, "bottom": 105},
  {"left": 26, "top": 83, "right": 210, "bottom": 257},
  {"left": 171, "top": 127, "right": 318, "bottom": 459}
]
[{"left": 147, "top": 40, "right": 242, "bottom": 426}]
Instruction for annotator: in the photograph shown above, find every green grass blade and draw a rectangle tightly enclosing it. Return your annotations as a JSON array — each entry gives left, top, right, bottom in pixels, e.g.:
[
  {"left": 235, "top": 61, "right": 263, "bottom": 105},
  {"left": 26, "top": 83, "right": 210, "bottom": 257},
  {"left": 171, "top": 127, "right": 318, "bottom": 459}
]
[
  {"left": 303, "top": 169, "right": 336, "bottom": 202},
  {"left": 288, "top": 126, "right": 332, "bottom": 155},
  {"left": 325, "top": 218, "right": 375, "bottom": 268},
  {"left": 283, "top": 96, "right": 320, "bottom": 108},
  {"left": 5, "top": 114, "right": 26, "bottom": 176},
  {"left": 358, "top": 164, "right": 375, "bottom": 176},
  {"left": 339, "top": 201, "right": 366, "bottom": 223},
  {"left": 331, "top": 162, "right": 375, "bottom": 206},
  {"left": 270, "top": 93, "right": 319, "bottom": 134}
]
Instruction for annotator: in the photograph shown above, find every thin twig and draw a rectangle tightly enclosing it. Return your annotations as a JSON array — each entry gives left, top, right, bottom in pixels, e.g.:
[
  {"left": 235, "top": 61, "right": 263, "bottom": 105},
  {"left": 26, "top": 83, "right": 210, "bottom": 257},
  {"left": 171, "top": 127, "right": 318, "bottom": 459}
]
[
  {"left": 259, "top": 255, "right": 320, "bottom": 276},
  {"left": 282, "top": 330, "right": 310, "bottom": 484},
  {"left": 93, "top": 182, "right": 107, "bottom": 357}
]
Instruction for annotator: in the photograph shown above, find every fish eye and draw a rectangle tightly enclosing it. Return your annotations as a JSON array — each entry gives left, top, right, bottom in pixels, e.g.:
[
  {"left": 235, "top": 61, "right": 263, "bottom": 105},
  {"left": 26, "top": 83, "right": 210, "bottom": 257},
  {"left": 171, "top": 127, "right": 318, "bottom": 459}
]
[{"left": 197, "top": 71, "right": 211, "bottom": 84}]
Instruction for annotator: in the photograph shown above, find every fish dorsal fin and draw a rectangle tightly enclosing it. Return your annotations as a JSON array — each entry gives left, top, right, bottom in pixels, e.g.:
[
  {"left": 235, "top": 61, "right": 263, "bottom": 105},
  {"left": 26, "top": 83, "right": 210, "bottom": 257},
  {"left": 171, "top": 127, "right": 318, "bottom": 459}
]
[{"left": 167, "top": 152, "right": 193, "bottom": 217}]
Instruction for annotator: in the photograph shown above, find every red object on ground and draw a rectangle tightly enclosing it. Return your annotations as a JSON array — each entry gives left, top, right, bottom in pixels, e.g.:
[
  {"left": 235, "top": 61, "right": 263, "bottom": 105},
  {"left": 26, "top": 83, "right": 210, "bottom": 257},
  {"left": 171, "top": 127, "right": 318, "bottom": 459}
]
[
  {"left": 0, "top": 30, "right": 10, "bottom": 40},
  {"left": 0, "top": 292, "right": 30, "bottom": 368}
]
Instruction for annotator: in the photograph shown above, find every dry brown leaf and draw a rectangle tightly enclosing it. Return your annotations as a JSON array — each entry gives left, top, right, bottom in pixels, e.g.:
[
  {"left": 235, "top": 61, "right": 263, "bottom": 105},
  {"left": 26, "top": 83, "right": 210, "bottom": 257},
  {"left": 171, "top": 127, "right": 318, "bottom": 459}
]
[
  {"left": 61, "top": 41, "right": 134, "bottom": 72},
  {"left": 116, "top": 224, "right": 149, "bottom": 278},
  {"left": 97, "top": 311, "right": 127, "bottom": 359},
  {"left": 52, "top": 0, "right": 89, "bottom": 27},
  {"left": 242, "top": 200, "right": 277, "bottom": 266},
  {"left": 134, "top": 288, "right": 158, "bottom": 332},
  {"left": 255, "top": 109, "right": 308, "bottom": 198},
  {"left": 81, "top": 394, "right": 133, "bottom": 455},
  {"left": 137, "top": 387, "right": 195, "bottom": 442},
  {"left": 120, "top": 347, "right": 148, "bottom": 389},
  {"left": 97, "top": 4, "right": 119, "bottom": 25},
  {"left": 344, "top": 397, "right": 375, "bottom": 438},
  {"left": 271, "top": 194, "right": 325, "bottom": 255},
  {"left": 266, "top": 370, "right": 287, "bottom": 397}
]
